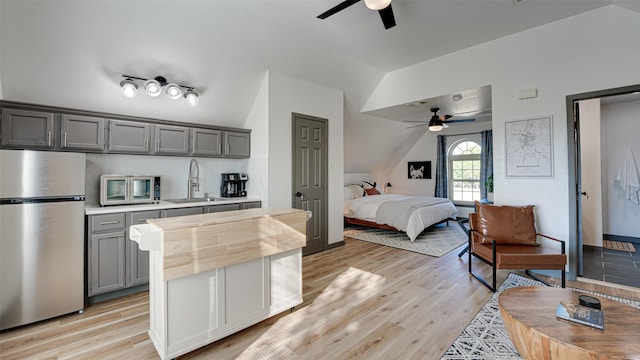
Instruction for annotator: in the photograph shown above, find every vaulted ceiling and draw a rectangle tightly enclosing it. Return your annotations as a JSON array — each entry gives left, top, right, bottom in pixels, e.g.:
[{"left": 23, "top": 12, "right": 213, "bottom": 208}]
[{"left": 2, "top": 1, "right": 638, "bottom": 172}]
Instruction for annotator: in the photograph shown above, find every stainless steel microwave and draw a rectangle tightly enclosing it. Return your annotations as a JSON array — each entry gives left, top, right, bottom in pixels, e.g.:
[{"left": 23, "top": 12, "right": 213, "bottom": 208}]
[{"left": 100, "top": 175, "right": 161, "bottom": 206}]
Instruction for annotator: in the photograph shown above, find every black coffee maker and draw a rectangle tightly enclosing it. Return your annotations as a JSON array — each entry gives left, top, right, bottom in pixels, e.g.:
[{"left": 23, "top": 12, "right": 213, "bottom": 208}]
[{"left": 221, "top": 173, "right": 248, "bottom": 197}]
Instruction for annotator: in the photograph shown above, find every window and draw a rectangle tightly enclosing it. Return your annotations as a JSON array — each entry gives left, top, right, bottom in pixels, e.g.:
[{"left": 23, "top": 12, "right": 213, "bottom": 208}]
[{"left": 449, "top": 140, "right": 481, "bottom": 204}]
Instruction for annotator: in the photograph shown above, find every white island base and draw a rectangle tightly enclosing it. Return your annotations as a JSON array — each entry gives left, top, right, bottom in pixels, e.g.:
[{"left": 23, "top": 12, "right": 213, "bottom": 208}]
[{"left": 130, "top": 208, "right": 308, "bottom": 359}]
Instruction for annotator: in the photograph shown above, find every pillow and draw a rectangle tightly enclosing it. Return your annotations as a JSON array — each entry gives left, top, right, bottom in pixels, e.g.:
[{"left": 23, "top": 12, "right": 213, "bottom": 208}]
[
  {"left": 348, "top": 184, "right": 365, "bottom": 198},
  {"left": 365, "top": 188, "right": 380, "bottom": 196},
  {"left": 344, "top": 186, "right": 355, "bottom": 200},
  {"left": 475, "top": 201, "right": 537, "bottom": 245}
]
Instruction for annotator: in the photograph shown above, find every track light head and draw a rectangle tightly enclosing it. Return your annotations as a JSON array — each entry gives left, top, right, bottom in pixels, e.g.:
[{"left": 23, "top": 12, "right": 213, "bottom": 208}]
[
  {"left": 144, "top": 79, "right": 162, "bottom": 97},
  {"left": 120, "top": 78, "right": 138, "bottom": 98},
  {"left": 184, "top": 89, "right": 199, "bottom": 107},
  {"left": 165, "top": 83, "right": 183, "bottom": 100}
]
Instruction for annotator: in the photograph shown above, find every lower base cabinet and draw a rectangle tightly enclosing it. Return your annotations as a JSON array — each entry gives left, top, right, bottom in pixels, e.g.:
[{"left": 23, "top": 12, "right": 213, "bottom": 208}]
[{"left": 149, "top": 249, "right": 302, "bottom": 359}]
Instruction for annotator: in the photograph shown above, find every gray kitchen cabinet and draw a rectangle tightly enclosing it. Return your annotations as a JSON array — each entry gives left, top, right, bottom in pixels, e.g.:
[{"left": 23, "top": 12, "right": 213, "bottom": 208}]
[
  {"left": 108, "top": 119, "right": 151, "bottom": 154},
  {"left": 162, "top": 207, "right": 204, "bottom": 218},
  {"left": 191, "top": 128, "right": 222, "bottom": 156},
  {"left": 61, "top": 114, "right": 105, "bottom": 151},
  {"left": 0, "top": 108, "right": 55, "bottom": 148},
  {"left": 87, "top": 213, "right": 127, "bottom": 297},
  {"left": 223, "top": 131, "right": 250, "bottom": 158},
  {"left": 205, "top": 203, "right": 241, "bottom": 213},
  {"left": 240, "top": 201, "right": 262, "bottom": 209},
  {"left": 89, "top": 231, "right": 126, "bottom": 296},
  {"left": 154, "top": 124, "right": 189, "bottom": 155},
  {"left": 126, "top": 210, "right": 160, "bottom": 287}
]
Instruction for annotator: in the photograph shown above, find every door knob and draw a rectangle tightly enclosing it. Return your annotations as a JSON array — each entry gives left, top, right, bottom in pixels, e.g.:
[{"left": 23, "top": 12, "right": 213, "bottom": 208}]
[
  {"left": 581, "top": 191, "right": 589, "bottom": 199},
  {"left": 295, "top": 192, "right": 304, "bottom": 200}
]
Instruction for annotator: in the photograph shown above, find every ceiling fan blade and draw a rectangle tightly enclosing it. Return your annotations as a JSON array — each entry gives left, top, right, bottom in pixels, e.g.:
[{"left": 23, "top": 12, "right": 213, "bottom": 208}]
[
  {"left": 317, "top": 0, "right": 360, "bottom": 19},
  {"left": 445, "top": 118, "right": 476, "bottom": 124},
  {"left": 406, "top": 123, "right": 428, "bottom": 129},
  {"left": 402, "top": 120, "right": 429, "bottom": 123},
  {"left": 378, "top": 4, "right": 396, "bottom": 29}
]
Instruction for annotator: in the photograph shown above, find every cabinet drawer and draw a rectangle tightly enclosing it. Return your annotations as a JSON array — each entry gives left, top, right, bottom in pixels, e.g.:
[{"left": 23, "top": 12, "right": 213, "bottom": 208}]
[
  {"left": 91, "top": 213, "right": 126, "bottom": 232},
  {"left": 129, "top": 210, "right": 161, "bottom": 225},
  {"left": 205, "top": 204, "right": 240, "bottom": 213}
]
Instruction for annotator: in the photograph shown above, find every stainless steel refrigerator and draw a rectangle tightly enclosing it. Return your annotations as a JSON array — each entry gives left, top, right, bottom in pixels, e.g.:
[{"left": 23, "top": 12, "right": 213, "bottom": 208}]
[{"left": 0, "top": 149, "right": 86, "bottom": 330}]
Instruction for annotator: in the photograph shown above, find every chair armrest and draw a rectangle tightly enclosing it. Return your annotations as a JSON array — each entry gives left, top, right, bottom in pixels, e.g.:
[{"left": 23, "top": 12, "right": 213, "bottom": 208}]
[
  {"left": 537, "top": 233, "right": 566, "bottom": 254},
  {"left": 537, "top": 233, "right": 564, "bottom": 244}
]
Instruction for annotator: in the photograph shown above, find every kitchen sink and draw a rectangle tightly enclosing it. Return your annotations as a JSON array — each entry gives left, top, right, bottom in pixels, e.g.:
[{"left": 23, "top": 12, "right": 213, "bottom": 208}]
[{"left": 165, "top": 197, "right": 223, "bottom": 204}]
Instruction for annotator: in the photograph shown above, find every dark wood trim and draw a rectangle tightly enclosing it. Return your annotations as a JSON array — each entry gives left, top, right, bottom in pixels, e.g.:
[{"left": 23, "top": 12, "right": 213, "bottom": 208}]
[{"left": 344, "top": 217, "right": 399, "bottom": 231}]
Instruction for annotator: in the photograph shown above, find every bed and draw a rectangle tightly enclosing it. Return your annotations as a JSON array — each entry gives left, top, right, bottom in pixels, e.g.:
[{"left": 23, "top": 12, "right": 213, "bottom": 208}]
[{"left": 343, "top": 184, "right": 458, "bottom": 241}]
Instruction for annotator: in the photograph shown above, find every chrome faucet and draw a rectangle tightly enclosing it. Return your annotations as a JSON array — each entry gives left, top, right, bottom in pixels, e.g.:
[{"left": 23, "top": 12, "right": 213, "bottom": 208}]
[{"left": 187, "top": 159, "right": 200, "bottom": 199}]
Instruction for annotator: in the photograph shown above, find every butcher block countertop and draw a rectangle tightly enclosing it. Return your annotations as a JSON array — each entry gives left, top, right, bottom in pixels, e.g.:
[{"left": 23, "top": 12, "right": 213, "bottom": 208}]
[{"left": 145, "top": 207, "right": 309, "bottom": 281}]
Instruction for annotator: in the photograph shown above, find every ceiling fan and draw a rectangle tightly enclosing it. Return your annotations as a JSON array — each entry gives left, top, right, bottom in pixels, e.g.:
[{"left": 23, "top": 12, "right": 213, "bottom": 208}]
[
  {"left": 406, "top": 107, "right": 487, "bottom": 131},
  {"left": 317, "top": 0, "right": 396, "bottom": 30}
]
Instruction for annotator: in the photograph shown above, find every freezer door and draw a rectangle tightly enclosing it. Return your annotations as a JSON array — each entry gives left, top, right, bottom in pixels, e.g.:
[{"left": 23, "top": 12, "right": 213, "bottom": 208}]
[
  {"left": 0, "top": 150, "right": 86, "bottom": 198},
  {"left": 0, "top": 201, "right": 85, "bottom": 330}
]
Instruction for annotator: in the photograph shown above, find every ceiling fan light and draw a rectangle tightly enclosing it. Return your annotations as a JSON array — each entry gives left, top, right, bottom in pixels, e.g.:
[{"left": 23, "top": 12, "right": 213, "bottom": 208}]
[
  {"left": 165, "top": 83, "right": 183, "bottom": 99},
  {"left": 184, "top": 89, "right": 199, "bottom": 106},
  {"left": 364, "top": 0, "right": 391, "bottom": 10},
  {"left": 119, "top": 78, "right": 138, "bottom": 98},
  {"left": 428, "top": 118, "right": 443, "bottom": 132},
  {"left": 144, "top": 79, "right": 162, "bottom": 97}
]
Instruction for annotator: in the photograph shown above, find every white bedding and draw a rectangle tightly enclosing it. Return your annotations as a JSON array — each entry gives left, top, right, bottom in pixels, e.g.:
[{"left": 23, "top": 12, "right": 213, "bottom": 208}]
[{"left": 344, "top": 194, "right": 458, "bottom": 241}]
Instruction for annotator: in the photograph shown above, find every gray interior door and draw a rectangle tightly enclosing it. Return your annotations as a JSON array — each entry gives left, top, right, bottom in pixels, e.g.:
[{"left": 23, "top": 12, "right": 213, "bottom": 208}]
[{"left": 292, "top": 113, "right": 328, "bottom": 256}]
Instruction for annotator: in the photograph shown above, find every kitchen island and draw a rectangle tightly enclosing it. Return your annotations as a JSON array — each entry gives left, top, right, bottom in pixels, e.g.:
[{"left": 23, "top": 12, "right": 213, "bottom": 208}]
[{"left": 130, "top": 207, "right": 309, "bottom": 360}]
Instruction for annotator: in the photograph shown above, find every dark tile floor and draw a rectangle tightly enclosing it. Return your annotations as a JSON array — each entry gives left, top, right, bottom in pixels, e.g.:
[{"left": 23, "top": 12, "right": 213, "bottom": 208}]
[{"left": 583, "top": 244, "right": 640, "bottom": 288}]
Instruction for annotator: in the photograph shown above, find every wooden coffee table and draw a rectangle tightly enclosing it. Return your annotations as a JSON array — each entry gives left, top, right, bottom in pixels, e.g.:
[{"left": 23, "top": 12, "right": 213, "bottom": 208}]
[{"left": 498, "top": 286, "right": 640, "bottom": 360}]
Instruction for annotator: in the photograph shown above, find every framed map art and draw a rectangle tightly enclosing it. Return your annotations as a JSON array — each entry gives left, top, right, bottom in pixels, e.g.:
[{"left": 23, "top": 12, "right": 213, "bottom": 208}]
[{"left": 505, "top": 115, "right": 554, "bottom": 178}]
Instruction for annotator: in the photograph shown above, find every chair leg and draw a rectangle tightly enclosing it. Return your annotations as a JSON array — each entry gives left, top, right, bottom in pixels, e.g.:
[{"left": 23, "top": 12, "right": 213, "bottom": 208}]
[{"left": 468, "top": 238, "right": 497, "bottom": 292}]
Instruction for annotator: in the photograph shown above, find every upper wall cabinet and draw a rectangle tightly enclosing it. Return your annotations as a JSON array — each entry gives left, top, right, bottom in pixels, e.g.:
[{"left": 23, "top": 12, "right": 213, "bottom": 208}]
[
  {"left": 61, "top": 114, "right": 105, "bottom": 151},
  {"left": 155, "top": 124, "right": 190, "bottom": 155},
  {"left": 224, "top": 131, "right": 250, "bottom": 158},
  {"left": 1, "top": 108, "right": 55, "bottom": 148},
  {"left": 192, "top": 128, "right": 222, "bottom": 156},
  {"left": 0, "top": 102, "right": 251, "bottom": 158},
  {"left": 108, "top": 120, "right": 152, "bottom": 154}
]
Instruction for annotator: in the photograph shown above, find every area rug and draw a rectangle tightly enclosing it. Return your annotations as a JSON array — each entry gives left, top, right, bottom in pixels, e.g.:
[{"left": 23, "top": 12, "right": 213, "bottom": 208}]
[
  {"left": 343, "top": 223, "right": 467, "bottom": 257},
  {"left": 441, "top": 273, "right": 640, "bottom": 359}
]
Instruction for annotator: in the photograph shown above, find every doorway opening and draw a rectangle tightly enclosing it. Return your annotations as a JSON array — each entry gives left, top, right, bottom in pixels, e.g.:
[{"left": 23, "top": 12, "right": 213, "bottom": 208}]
[{"left": 566, "top": 84, "right": 640, "bottom": 288}]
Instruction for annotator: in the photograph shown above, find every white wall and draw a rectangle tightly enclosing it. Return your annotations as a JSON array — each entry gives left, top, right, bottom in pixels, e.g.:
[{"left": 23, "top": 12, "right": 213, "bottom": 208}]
[
  {"left": 601, "top": 99, "right": 640, "bottom": 238},
  {"left": 268, "top": 71, "right": 345, "bottom": 245},
  {"left": 245, "top": 72, "right": 270, "bottom": 205},
  {"left": 362, "top": 5, "right": 640, "bottom": 271},
  {"left": 578, "top": 99, "right": 603, "bottom": 247},
  {"left": 85, "top": 154, "right": 247, "bottom": 205}
]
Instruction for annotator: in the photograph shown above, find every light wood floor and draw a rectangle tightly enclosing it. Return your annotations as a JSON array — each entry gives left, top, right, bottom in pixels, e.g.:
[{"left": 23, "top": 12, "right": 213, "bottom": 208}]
[{"left": 2, "top": 238, "right": 639, "bottom": 360}]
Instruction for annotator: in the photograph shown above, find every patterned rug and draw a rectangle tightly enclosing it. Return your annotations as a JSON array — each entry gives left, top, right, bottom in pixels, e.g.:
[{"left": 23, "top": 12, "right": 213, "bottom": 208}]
[
  {"left": 441, "top": 273, "right": 640, "bottom": 359},
  {"left": 343, "top": 222, "right": 467, "bottom": 257}
]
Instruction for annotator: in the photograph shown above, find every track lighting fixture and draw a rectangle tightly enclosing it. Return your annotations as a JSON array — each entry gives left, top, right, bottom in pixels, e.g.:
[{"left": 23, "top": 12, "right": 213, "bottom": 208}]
[{"left": 119, "top": 75, "right": 199, "bottom": 106}]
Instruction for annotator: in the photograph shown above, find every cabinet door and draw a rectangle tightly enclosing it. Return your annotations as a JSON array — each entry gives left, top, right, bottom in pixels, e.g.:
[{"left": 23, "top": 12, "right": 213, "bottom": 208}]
[
  {"left": 155, "top": 124, "right": 189, "bottom": 155},
  {"left": 89, "top": 231, "right": 126, "bottom": 296},
  {"left": 108, "top": 119, "right": 151, "bottom": 153},
  {"left": 223, "top": 131, "right": 250, "bottom": 158},
  {"left": 191, "top": 128, "right": 222, "bottom": 156},
  {"left": 126, "top": 210, "right": 161, "bottom": 287},
  {"left": 1, "top": 108, "right": 54, "bottom": 148},
  {"left": 240, "top": 201, "right": 261, "bottom": 209},
  {"left": 205, "top": 204, "right": 240, "bottom": 213},
  {"left": 61, "top": 114, "right": 105, "bottom": 151},
  {"left": 162, "top": 207, "right": 204, "bottom": 218}
]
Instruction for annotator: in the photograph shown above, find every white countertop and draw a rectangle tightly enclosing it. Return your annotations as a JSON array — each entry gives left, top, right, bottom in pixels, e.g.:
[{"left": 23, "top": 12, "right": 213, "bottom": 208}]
[{"left": 85, "top": 197, "right": 261, "bottom": 215}]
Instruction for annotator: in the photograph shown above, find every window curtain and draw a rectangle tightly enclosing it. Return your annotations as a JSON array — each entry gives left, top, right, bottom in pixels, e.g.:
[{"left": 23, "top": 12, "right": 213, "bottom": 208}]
[
  {"left": 480, "top": 130, "right": 493, "bottom": 199},
  {"left": 434, "top": 135, "right": 448, "bottom": 198}
]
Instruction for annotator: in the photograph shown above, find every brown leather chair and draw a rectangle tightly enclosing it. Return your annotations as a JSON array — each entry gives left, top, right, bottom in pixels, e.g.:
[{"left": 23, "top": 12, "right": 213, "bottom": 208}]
[{"left": 468, "top": 202, "right": 566, "bottom": 292}]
